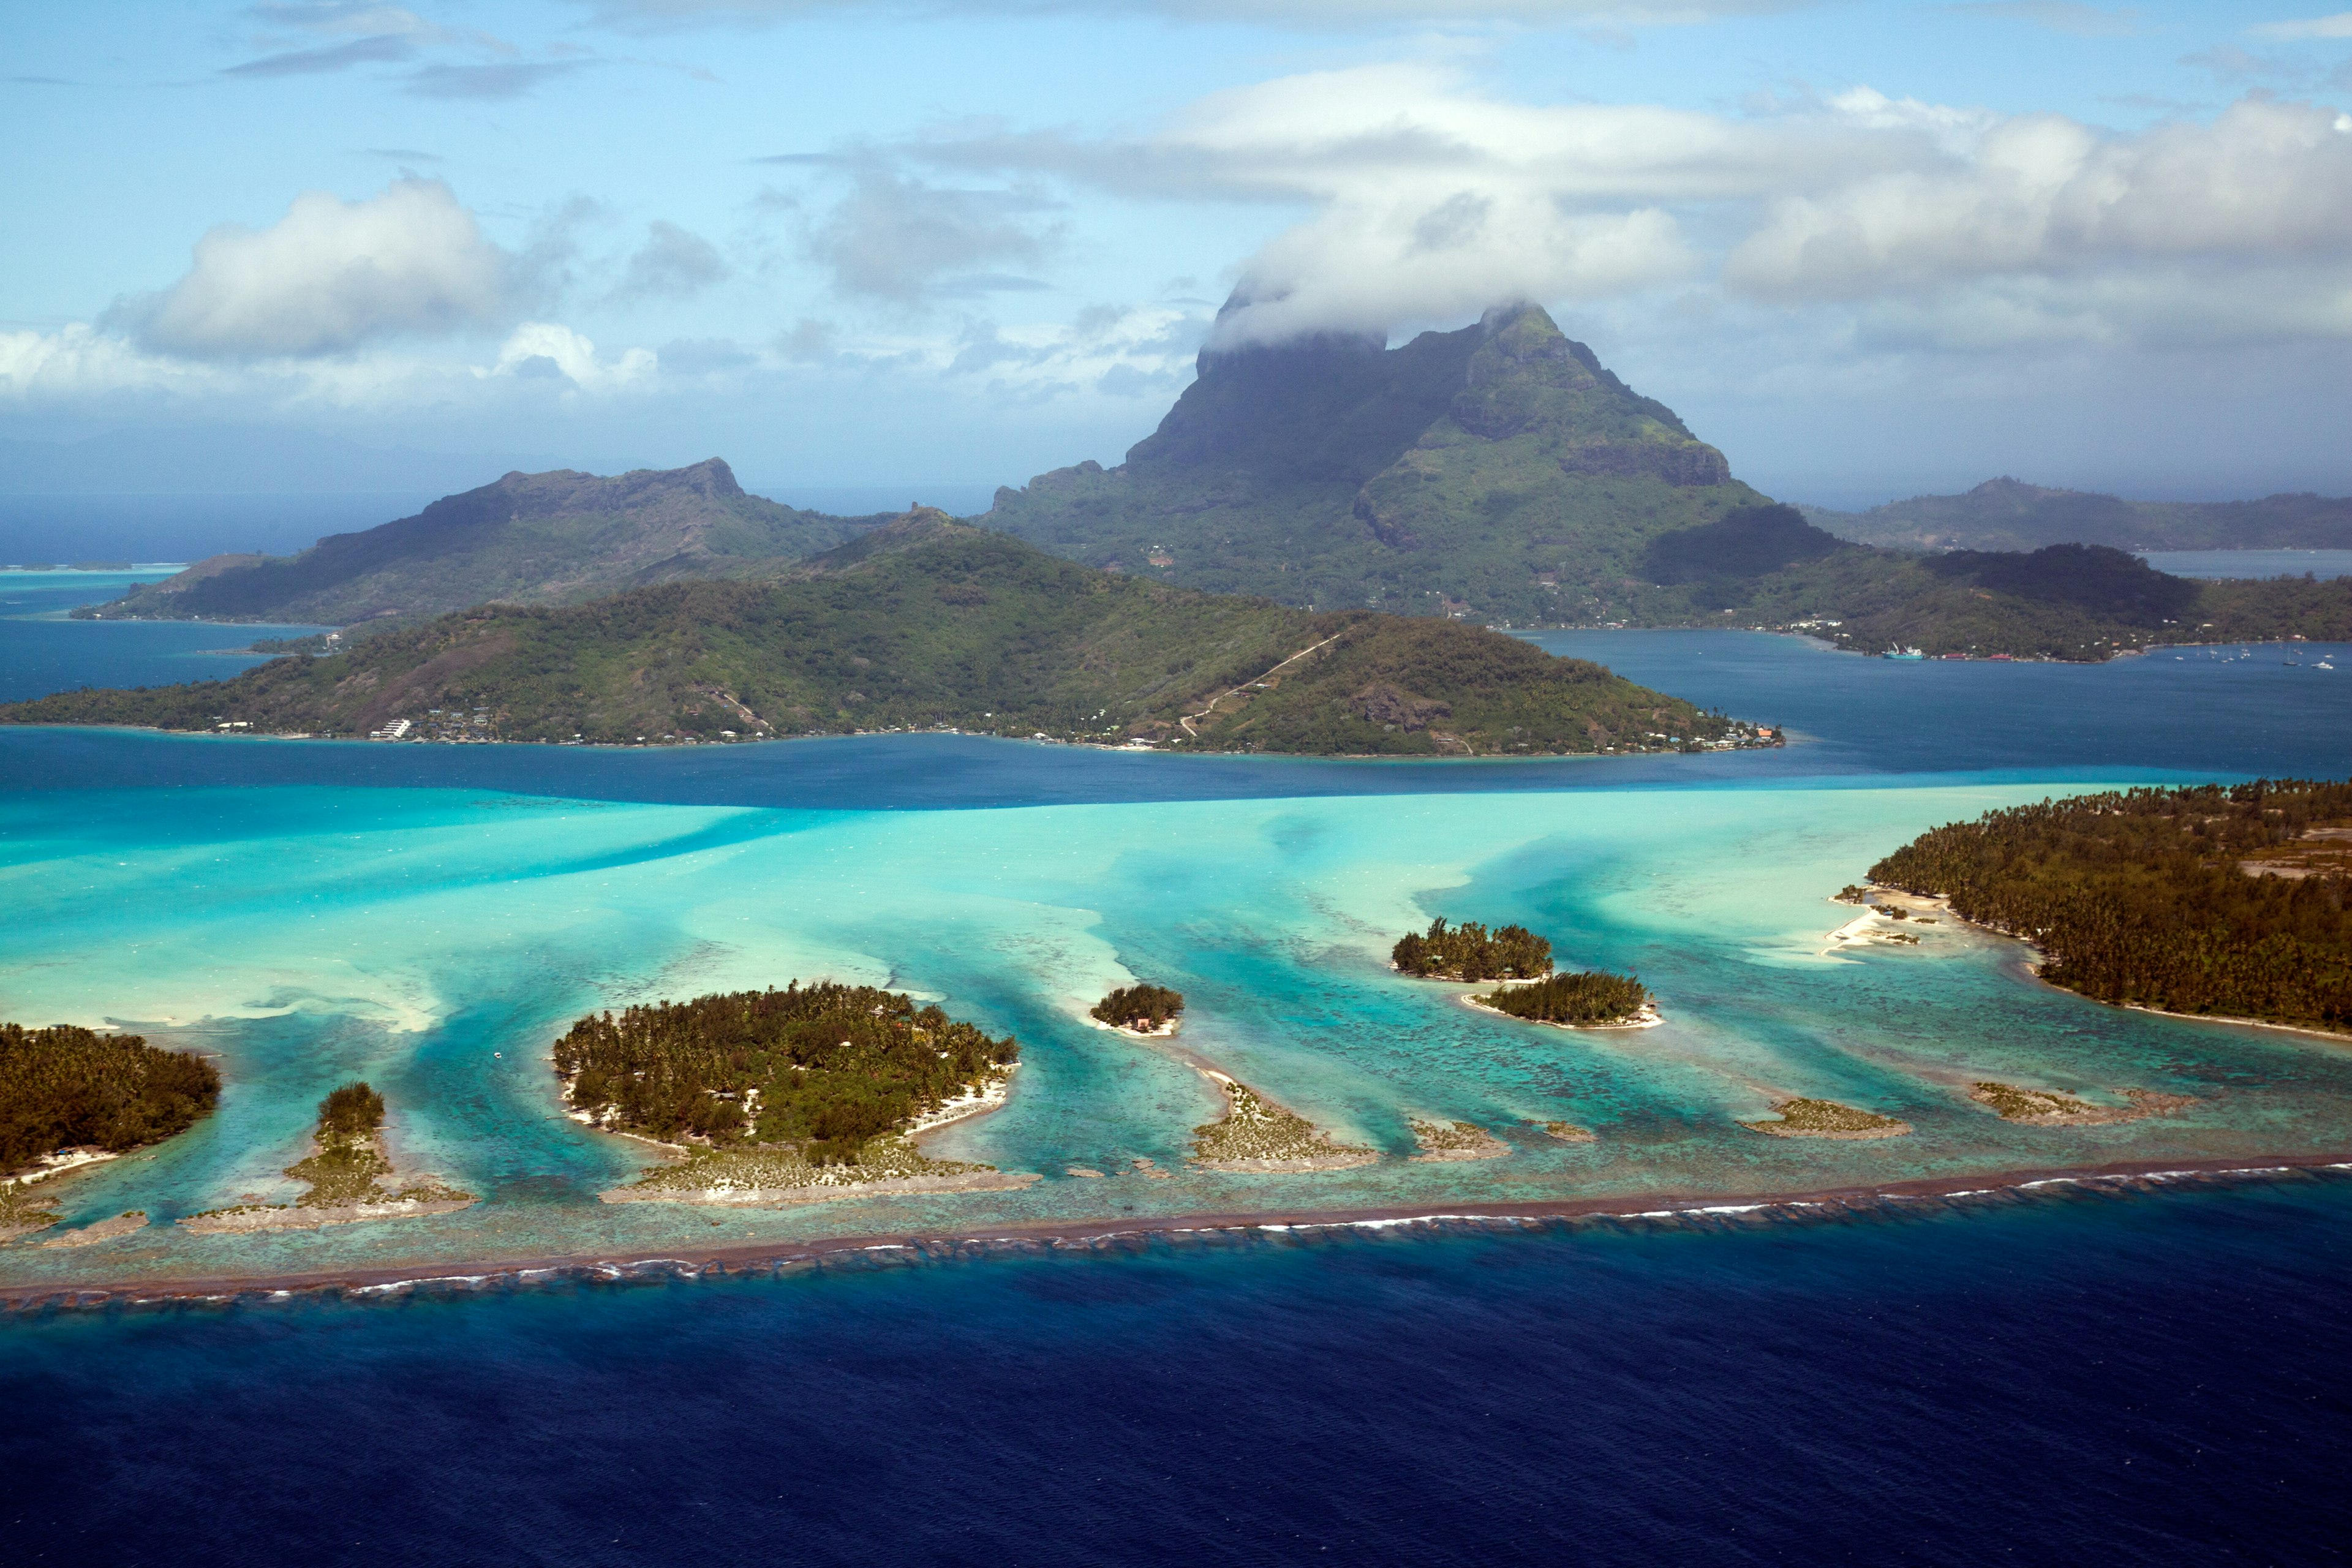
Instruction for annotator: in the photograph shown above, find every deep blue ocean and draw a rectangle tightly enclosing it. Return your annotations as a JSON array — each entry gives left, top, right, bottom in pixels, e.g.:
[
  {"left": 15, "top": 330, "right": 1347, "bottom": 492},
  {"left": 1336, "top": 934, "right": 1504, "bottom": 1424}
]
[
  {"left": 5, "top": 567, "right": 2352, "bottom": 1566},
  {"left": 5, "top": 1183, "right": 2350, "bottom": 1564}
]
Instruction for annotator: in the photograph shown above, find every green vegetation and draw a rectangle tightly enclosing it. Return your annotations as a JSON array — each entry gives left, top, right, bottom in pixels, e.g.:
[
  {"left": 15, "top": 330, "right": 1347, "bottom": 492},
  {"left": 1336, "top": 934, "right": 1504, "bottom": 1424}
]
[
  {"left": 1391, "top": 918, "right": 1552, "bottom": 981},
  {"left": 554, "top": 982, "right": 1020, "bottom": 1165},
  {"left": 1542, "top": 1121, "right": 1595, "bottom": 1142},
  {"left": 982, "top": 301, "right": 2348, "bottom": 657},
  {"left": 4, "top": 514, "right": 1755, "bottom": 757},
  {"left": 0, "top": 1023, "right": 220, "bottom": 1177},
  {"left": 77, "top": 459, "right": 881, "bottom": 630},
  {"left": 1091, "top": 984, "right": 1184, "bottom": 1031},
  {"left": 1478, "top": 970, "right": 1651, "bottom": 1025},
  {"left": 1190, "top": 1078, "right": 1374, "bottom": 1169},
  {"left": 1810, "top": 476, "right": 2352, "bottom": 554},
  {"left": 318, "top": 1080, "right": 384, "bottom": 1139},
  {"left": 1743, "top": 1098, "right": 1910, "bottom": 1137},
  {"left": 986, "top": 303, "right": 1773, "bottom": 627},
  {"left": 285, "top": 1080, "right": 468, "bottom": 1208},
  {"left": 1869, "top": 780, "right": 2352, "bottom": 1031}
]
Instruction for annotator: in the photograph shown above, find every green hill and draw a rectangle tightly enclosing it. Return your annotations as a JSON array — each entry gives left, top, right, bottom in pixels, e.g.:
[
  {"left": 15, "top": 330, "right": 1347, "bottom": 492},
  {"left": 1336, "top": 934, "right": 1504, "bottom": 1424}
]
[
  {"left": 982, "top": 303, "right": 2352, "bottom": 658},
  {"left": 1809, "top": 477, "right": 2352, "bottom": 554},
  {"left": 982, "top": 302, "right": 1773, "bottom": 625},
  {"left": 77, "top": 459, "right": 882, "bottom": 630},
  {"left": 5, "top": 514, "right": 1762, "bottom": 757}
]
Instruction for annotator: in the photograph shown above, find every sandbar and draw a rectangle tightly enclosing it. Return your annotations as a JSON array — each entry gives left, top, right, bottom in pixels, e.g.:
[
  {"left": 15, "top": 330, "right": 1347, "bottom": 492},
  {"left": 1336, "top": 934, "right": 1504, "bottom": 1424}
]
[{"left": 39, "top": 1211, "right": 148, "bottom": 1248}]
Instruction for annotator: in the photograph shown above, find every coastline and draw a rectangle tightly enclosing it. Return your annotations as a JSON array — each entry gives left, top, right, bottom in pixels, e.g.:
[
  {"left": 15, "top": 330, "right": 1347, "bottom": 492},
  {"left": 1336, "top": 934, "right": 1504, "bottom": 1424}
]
[
  {"left": 1856, "top": 881, "right": 2352, "bottom": 1044},
  {"left": 6, "top": 1150, "right": 2344, "bottom": 1312},
  {"left": 1456, "top": 991, "right": 1661, "bottom": 1030}
]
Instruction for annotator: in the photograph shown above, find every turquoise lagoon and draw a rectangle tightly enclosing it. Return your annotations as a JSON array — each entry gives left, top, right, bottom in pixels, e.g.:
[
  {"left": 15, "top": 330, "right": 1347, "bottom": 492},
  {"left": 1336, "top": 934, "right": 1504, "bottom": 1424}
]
[
  {"left": 6, "top": 774, "right": 2352, "bottom": 1291},
  {"left": 4, "top": 630, "right": 2351, "bottom": 1292}
]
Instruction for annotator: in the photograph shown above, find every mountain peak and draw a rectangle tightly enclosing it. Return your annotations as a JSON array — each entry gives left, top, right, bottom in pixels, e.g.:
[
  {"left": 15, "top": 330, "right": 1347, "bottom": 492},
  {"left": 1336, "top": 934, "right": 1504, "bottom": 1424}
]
[
  {"left": 82, "top": 459, "right": 878, "bottom": 629},
  {"left": 983, "top": 301, "right": 1758, "bottom": 622}
]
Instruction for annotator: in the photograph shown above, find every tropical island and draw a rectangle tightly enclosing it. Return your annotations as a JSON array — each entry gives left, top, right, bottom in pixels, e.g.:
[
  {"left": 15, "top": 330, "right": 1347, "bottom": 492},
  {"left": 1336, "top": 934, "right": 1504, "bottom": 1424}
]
[
  {"left": 179, "top": 1080, "right": 473, "bottom": 1234},
  {"left": 980, "top": 299, "right": 2352, "bottom": 659},
  {"left": 1, "top": 1023, "right": 220, "bottom": 1240},
  {"left": 2, "top": 513, "right": 1770, "bottom": 759},
  {"left": 75, "top": 459, "right": 886, "bottom": 631},
  {"left": 1868, "top": 778, "right": 2352, "bottom": 1034},
  {"left": 1189, "top": 1072, "right": 1378, "bottom": 1173},
  {"left": 556, "top": 982, "right": 1034, "bottom": 1204},
  {"left": 1472, "top": 970, "right": 1654, "bottom": 1028},
  {"left": 48, "top": 304, "right": 2351, "bottom": 673},
  {"left": 1390, "top": 918, "right": 1553, "bottom": 981},
  {"left": 1090, "top": 984, "right": 1185, "bottom": 1034}
]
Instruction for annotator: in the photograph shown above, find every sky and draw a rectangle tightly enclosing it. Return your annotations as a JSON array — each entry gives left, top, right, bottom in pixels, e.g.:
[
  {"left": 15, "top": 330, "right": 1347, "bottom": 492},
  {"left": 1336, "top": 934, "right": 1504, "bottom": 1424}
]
[{"left": 3, "top": 0, "right": 2351, "bottom": 510}]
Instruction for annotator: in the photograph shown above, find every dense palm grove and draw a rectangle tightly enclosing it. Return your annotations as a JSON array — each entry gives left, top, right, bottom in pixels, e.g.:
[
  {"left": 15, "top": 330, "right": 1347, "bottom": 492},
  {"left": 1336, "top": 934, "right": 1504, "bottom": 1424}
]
[
  {"left": 553, "top": 982, "right": 1020, "bottom": 1163},
  {"left": 1480, "top": 971, "right": 1651, "bottom": 1025},
  {"left": 1391, "top": 918, "right": 1554, "bottom": 981},
  {"left": 1090, "top": 984, "right": 1185, "bottom": 1031},
  {"left": 1870, "top": 780, "right": 2352, "bottom": 1030},
  {"left": 0, "top": 1023, "right": 221, "bottom": 1175}
]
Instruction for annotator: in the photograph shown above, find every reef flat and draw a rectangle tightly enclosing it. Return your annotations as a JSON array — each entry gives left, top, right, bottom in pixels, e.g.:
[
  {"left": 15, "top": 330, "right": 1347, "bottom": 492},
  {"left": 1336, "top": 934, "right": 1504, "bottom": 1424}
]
[{"left": 6, "top": 753, "right": 2352, "bottom": 1298}]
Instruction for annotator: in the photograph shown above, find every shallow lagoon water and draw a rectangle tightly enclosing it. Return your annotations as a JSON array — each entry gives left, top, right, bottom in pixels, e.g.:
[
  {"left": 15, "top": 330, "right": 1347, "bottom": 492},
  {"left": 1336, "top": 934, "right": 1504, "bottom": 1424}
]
[
  {"left": 3, "top": 625, "right": 2350, "bottom": 1290},
  {"left": 6, "top": 617, "right": 2352, "bottom": 1562}
]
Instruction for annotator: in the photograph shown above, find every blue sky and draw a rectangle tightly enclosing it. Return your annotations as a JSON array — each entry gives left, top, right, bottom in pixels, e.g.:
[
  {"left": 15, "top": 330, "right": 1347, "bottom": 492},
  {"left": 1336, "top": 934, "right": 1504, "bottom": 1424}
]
[{"left": 4, "top": 0, "right": 2350, "bottom": 507}]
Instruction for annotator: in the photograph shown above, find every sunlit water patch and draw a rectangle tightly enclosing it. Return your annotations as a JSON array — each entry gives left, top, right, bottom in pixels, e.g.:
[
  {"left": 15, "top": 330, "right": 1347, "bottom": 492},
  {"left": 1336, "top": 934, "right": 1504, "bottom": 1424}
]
[{"left": 7, "top": 774, "right": 2351, "bottom": 1292}]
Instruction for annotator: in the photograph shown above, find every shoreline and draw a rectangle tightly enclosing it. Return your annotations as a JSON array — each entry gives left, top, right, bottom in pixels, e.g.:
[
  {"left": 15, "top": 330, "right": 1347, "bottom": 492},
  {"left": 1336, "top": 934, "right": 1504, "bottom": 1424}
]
[
  {"left": 1456, "top": 992, "right": 1660, "bottom": 1031},
  {"left": 0, "top": 720, "right": 1770, "bottom": 763},
  {"left": 7, "top": 1150, "right": 2344, "bottom": 1312},
  {"left": 1858, "top": 881, "right": 2352, "bottom": 1044}
]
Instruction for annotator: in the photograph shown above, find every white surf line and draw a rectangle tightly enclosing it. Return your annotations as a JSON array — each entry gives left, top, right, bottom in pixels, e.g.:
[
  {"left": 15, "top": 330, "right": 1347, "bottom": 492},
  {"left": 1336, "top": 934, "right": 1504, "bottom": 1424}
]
[{"left": 1177, "top": 632, "right": 1346, "bottom": 738}]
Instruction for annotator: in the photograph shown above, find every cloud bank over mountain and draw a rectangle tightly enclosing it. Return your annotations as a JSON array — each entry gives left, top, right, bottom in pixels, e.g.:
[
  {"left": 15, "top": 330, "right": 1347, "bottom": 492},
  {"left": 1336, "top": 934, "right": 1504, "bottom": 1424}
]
[
  {"left": 911, "top": 64, "right": 2352, "bottom": 352},
  {"left": 121, "top": 178, "right": 513, "bottom": 359},
  {"left": 4, "top": 0, "right": 2349, "bottom": 500}
]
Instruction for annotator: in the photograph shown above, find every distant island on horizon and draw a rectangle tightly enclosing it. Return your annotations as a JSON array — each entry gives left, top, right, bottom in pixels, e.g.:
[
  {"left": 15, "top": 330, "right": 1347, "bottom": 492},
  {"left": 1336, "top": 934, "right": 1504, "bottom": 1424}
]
[
  {"left": 53, "top": 297, "right": 2350, "bottom": 672},
  {"left": 1806, "top": 477, "right": 2352, "bottom": 557},
  {"left": 4, "top": 510, "right": 1775, "bottom": 756}
]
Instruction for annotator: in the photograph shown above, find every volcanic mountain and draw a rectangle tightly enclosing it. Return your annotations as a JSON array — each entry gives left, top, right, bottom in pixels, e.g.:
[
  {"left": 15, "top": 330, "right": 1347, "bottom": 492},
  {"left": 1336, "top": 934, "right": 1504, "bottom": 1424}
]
[
  {"left": 82, "top": 459, "right": 883, "bottom": 629},
  {"left": 982, "top": 301, "right": 1785, "bottom": 625}
]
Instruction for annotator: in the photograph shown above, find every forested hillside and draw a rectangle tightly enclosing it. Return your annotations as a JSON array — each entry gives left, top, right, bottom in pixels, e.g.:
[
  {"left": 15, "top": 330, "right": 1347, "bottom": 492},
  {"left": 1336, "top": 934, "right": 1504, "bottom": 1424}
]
[
  {"left": 1869, "top": 781, "right": 2352, "bottom": 1030},
  {"left": 1811, "top": 477, "right": 2352, "bottom": 554},
  {"left": 5, "top": 514, "right": 1758, "bottom": 756},
  {"left": 78, "top": 459, "right": 881, "bottom": 629}
]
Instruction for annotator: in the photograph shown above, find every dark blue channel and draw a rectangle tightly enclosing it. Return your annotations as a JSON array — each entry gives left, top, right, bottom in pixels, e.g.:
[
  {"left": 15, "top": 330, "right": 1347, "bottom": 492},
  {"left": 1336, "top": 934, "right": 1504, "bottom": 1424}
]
[{"left": 4, "top": 1178, "right": 2348, "bottom": 1566}]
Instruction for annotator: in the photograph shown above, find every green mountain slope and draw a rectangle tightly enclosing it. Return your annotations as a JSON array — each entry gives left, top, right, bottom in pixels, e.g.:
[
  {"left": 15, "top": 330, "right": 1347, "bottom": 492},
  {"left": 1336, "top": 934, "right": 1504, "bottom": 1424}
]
[
  {"left": 982, "top": 302, "right": 2350, "bottom": 657},
  {"left": 1649, "top": 526, "right": 2352, "bottom": 658},
  {"left": 1809, "top": 477, "right": 2352, "bottom": 554},
  {"left": 6, "top": 514, "right": 1761, "bottom": 756},
  {"left": 982, "top": 303, "right": 1771, "bottom": 625},
  {"left": 79, "top": 459, "right": 881, "bottom": 629}
]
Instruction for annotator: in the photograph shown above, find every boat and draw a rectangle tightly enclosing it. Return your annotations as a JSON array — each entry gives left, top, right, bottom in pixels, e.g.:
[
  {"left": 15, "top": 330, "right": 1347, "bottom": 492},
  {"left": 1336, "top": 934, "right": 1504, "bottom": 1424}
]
[{"left": 1882, "top": 646, "right": 1925, "bottom": 660}]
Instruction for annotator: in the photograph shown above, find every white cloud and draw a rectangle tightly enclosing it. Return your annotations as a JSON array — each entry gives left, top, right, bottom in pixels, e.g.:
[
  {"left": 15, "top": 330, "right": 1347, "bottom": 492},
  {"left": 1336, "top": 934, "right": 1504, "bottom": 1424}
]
[
  {"left": 129, "top": 178, "right": 512, "bottom": 358},
  {"left": 0, "top": 324, "right": 217, "bottom": 401},
  {"left": 2250, "top": 11, "right": 2352, "bottom": 39},
  {"left": 1726, "top": 97, "right": 2352, "bottom": 298},
  {"left": 487, "top": 322, "right": 658, "bottom": 388},
  {"left": 925, "top": 65, "right": 2352, "bottom": 352}
]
